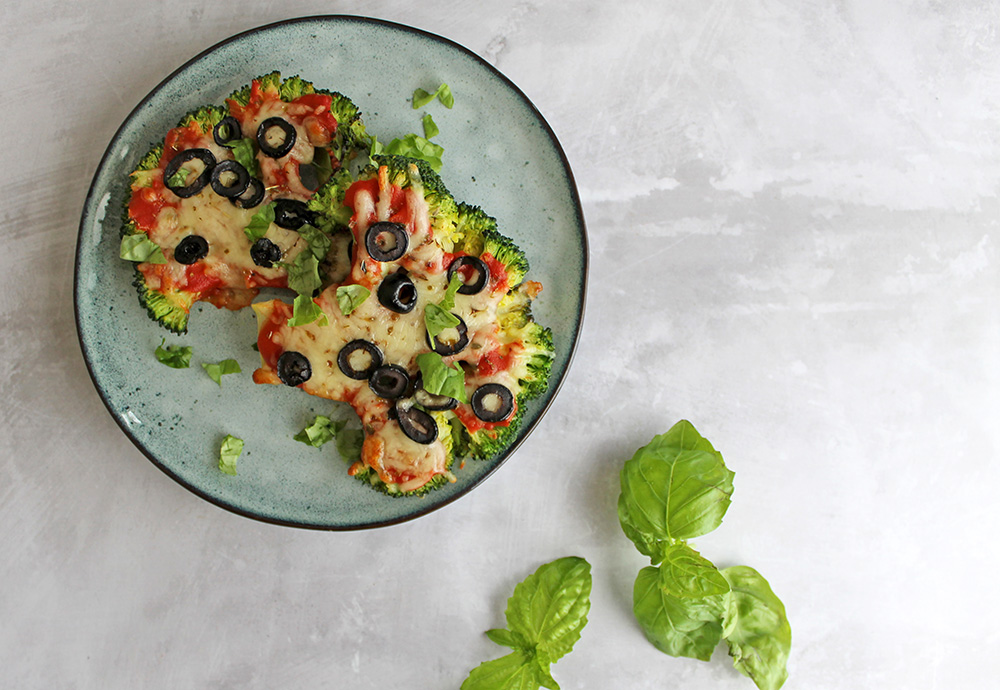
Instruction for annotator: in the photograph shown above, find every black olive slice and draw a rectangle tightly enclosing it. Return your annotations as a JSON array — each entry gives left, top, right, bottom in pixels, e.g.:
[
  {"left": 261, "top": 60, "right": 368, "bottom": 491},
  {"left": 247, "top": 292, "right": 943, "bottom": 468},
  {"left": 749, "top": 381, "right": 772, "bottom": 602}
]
[
  {"left": 470, "top": 383, "right": 515, "bottom": 423},
  {"left": 337, "top": 340, "right": 383, "bottom": 381},
  {"left": 163, "top": 148, "right": 216, "bottom": 199},
  {"left": 276, "top": 351, "right": 311, "bottom": 386},
  {"left": 377, "top": 271, "right": 418, "bottom": 314},
  {"left": 426, "top": 314, "right": 469, "bottom": 356},
  {"left": 174, "top": 235, "right": 209, "bottom": 265},
  {"left": 447, "top": 256, "right": 490, "bottom": 295},
  {"left": 210, "top": 159, "right": 251, "bottom": 198},
  {"left": 365, "top": 222, "right": 409, "bottom": 262},
  {"left": 414, "top": 387, "right": 459, "bottom": 411},
  {"left": 250, "top": 237, "right": 282, "bottom": 268},
  {"left": 299, "top": 163, "right": 320, "bottom": 192},
  {"left": 273, "top": 199, "right": 315, "bottom": 230},
  {"left": 369, "top": 364, "right": 410, "bottom": 400},
  {"left": 230, "top": 178, "right": 265, "bottom": 209},
  {"left": 396, "top": 403, "right": 439, "bottom": 445},
  {"left": 256, "top": 117, "right": 297, "bottom": 158},
  {"left": 213, "top": 116, "right": 242, "bottom": 147}
]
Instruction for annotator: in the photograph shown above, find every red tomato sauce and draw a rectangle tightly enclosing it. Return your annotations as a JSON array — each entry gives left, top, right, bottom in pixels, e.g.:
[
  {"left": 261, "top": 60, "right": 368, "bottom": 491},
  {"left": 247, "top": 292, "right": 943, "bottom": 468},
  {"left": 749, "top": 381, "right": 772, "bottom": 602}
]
[
  {"left": 257, "top": 302, "right": 293, "bottom": 369},
  {"left": 453, "top": 400, "right": 518, "bottom": 434}
]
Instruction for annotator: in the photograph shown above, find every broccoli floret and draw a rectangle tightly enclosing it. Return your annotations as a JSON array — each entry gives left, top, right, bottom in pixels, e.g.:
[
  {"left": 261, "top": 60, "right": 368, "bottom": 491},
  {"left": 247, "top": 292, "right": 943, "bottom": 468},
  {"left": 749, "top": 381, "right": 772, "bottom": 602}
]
[
  {"left": 177, "top": 105, "right": 226, "bottom": 134},
  {"left": 452, "top": 203, "right": 529, "bottom": 287},
  {"left": 360, "top": 154, "right": 459, "bottom": 240},
  {"left": 307, "top": 168, "right": 355, "bottom": 228},
  {"left": 462, "top": 403, "right": 528, "bottom": 461},
  {"left": 131, "top": 271, "right": 193, "bottom": 334},
  {"left": 227, "top": 71, "right": 282, "bottom": 106},
  {"left": 350, "top": 410, "right": 458, "bottom": 496},
  {"left": 320, "top": 88, "right": 368, "bottom": 164}
]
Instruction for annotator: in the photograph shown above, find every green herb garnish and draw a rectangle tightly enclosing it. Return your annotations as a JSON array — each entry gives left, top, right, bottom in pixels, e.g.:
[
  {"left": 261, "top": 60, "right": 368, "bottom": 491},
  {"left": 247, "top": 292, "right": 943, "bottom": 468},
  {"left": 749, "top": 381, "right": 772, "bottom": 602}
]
[
  {"left": 226, "top": 138, "right": 259, "bottom": 177},
  {"left": 416, "top": 351, "right": 467, "bottom": 403},
  {"left": 287, "top": 294, "right": 328, "bottom": 327},
  {"left": 461, "top": 556, "right": 591, "bottom": 690},
  {"left": 201, "top": 358, "right": 242, "bottom": 386},
  {"left": 119, "top": 234, "right": 166, "bottom": 264},
  {"left": 383, "top": 134, "right": 444, "bottom": 172},
  {"left": 422, "top": 112, "right": 439, "bottom": 139},
  {"left": 298, "top": 224, "right": 332, "bottom": 260},
  {"left": 243, "top": 203, "right": 275, "bottom": 243},
  {"left": 424, "top": 273, "right": 464, "bottom": 339},
  {"left": 293, "top": 415, "right": 344, "bottom": 448},
  {"left": 284, "top": 250, "right": 322, "bottom": 296},
  {"left": 166, "top": 166, "right": 190, "bottom": 188},
  {"left": 336, "top": 284, "right": 370, "bottom": 316},
  {"left": 154, "top": 338, "right": 192, "bottom": 369},
  {"left": 413, "top": 83, "right": 454, "bottom": 109},
  {"left": 218, "top": 434, "right": 243, "bottom": 476},
  {"left": 619, "top": 420, "right": 791, "bottom": 690}
]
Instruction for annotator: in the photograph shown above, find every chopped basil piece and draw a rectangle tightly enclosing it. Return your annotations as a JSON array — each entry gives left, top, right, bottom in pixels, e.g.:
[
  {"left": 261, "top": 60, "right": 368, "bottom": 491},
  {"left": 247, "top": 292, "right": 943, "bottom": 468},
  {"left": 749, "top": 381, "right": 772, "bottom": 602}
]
[
  {"left": 225, "top": 138, "right": 259, "bottom": 177},
  {"left": 154, "top": 338, "right": 192, "bottom": 369},
  {"left": 243, "top": 203, "right": 275, "bottom": 243},
  {"left": 287, "top": 294, "right": 328, "bottom": 327},
  {"left": 412, "top": 83, "right": 454, "bottom": 109},
  {"left": 422, "top": 112, "right": 439, "bottom": 139},
  {"left": 202, "top": 358, "right": 242, "bottom": 386},
  {"left": 166, "top": 166, "right": 190, "bottom": 188},
  {"left": 336, "top": 285, "right": 370, "bottom": 315},
  {"left": 383, "top": 134, "right": 444, "bottom": 172},
  {"left": 119, "top": 234, "right": 166, "bottom": 264},
  {"left": 294, "top": 415, "right": 344, "bottom": 448},
  {"left": 218, "top": 434, "right": 243, "bottom": 476},
  {"left": 284, "top": 250, "right": 322, "bottom": 296},
  {"left": 336, "top": 428, "right": 364, "bottom": 463},
  {"left": 424, "top": 303, "right": 461, "bottom": 339},
  {"left": 416, "top": 351, "right": 467, "bottom": 403},
  {"left": 298, "top": 224, "right": 332, "bottom": 260}
]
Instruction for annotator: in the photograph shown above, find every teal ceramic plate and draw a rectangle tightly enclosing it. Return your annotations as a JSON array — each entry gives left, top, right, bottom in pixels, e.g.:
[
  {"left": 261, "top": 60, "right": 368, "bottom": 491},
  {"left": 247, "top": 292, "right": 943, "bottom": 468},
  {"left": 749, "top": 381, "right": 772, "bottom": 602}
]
[{"left": 75, "top": 16, "right": 587, "bottom": 529}]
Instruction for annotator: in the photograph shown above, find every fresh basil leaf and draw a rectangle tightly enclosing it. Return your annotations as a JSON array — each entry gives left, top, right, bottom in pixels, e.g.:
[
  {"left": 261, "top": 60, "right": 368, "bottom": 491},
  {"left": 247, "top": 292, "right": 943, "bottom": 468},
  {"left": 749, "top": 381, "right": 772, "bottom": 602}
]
[
  {"left": 119, "top": 234, "right": 166, "bottom": 264},
  {"left": 440, "top": 272, "right": 463, "bottom": 311},
  {"left": 461, "top": 649, "right": 544, "bottom": 690},
  {"left": 721, "top": 566, "right": 791, "bottom": 690},
  {"left": 416, "top": 351, "right": 467, "bottom": 403},
  {"left": 336, "top": 428, "right": 364, "bottom": 463},
  {"left": 369, "top": 135, "right": 384, "bottom": 157},
  {"left": 218, "top": 434, "right": 243, "bottom": 476},
  {"left": 437, "top": 83, "right": 454, "bottom": 108},
  {"left": 485, "top": 629, "right": 529, "bottom": 650},
  {"left": 659, "top": 543, "right": 730, "bottom": 599},
  {"left": 287, "top": 294, "right": 328, "bottom": 327},
  {"left": 166, "top": 166, "right": 190, "bottom": 188},
  {"left": 154, "top": 338, "right": 192, "bottom": 369},
  {"left": 243, "top": 202, "right": 275, "bottom": 243},
  {"left": 632, "top": 565, "right": 726, "bottom": 661},
  {"left": 336, "top": 284, "right": 370, "bottom": 315},
  {"left": 383, "top": 133, "right": 444, "bottom": 172},
  {"left": 412, "top": 87, "right": 436, "bottom": 109},
  {"left": 424, "top": 303, "right": 461, "bottom": 339},
  {"left": 285, "top": 250, "right": 322, "bottom": 296},
  {"left": 298, "top": 224, "right": 332, "bottom": 260},
  {"left": 617, "top": 495, "right": 666, "bottom": 564},
  {"left": 202, "top": 358, "right": 241, "bottom": 386},
  {"left": 504, "top": 556, "right": 592, "bottom": 662},
  {"left": 311, "top": 147, "right": 333, "bottom": 187},
  {"left": 422, "top": 112, "right": 440, "bottom": 139},
  {"left": 226, "top": 138, "right": 259, "bottom": 177},
  {"left": 619, "top": 421, "right": 735, "bottom": 547},
  {"left": 294, "top": 415, "right": 345, "bottom": 448}
]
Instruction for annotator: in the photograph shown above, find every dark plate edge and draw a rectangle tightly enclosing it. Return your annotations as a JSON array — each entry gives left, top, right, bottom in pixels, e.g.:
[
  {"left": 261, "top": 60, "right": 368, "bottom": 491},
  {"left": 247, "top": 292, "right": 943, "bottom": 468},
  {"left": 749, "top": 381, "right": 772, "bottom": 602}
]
[{"left": 73, "top": 13, "right": 589, "bottom": 531}]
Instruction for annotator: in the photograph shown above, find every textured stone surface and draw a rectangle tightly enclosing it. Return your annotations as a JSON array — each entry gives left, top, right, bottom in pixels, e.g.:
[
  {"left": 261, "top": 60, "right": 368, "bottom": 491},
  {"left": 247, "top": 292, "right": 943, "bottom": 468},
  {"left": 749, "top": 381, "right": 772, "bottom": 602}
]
[{"left": 2, "top": 1, "right": 998, "bottom": 687}]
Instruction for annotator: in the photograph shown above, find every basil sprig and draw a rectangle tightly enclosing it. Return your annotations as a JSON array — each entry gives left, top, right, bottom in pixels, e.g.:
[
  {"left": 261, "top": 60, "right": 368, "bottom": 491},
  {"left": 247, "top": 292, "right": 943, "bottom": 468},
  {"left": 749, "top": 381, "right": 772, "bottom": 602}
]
[
  {"left": 462, "top": 557, "right": 591, "bottom": 690},
  {"left": 218, "top": 434, "right": 243, "bottom": 476},
  {"left": 154, "top": 338, "right": 192, "bottom": 369},
  {"left": 619, "top": 421, "right": 791, "bottom": 690},
  {"left": 424, "top": 273, "right": 464, "bottom": 339}
]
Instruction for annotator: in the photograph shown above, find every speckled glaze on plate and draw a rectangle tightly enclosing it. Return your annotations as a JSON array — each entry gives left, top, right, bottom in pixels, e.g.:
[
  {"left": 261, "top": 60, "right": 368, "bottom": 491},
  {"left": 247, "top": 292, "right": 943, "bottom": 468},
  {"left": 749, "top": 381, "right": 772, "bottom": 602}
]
[{"left": 74, "top": 15, "right": 588, "bottom": 530}]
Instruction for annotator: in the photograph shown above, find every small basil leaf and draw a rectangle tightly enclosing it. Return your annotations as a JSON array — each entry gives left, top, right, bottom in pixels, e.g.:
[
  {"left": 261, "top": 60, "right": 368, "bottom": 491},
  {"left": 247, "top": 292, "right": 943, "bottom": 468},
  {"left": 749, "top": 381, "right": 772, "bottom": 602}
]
[
  {"left": 412, "top": 87, "right": 436, "bottom": 109},
  {"left": 335, "top": 428, "right": 364, "bottom": 463},
  {"left": 504, "top": 556, "right": 592, "bottom": 662},
  {"left": 202, "top": 358, "right": 241, "bottom": 386},
  {"left": 484, "top": 629, "right": 528, "bottom": 650},
  {"left": 383, "top": 133, "right": 443, "bottom": 172},
  {"left": 424, "top": 303, "right": 461, "bottom": 339},
  {"left": 284, "top": 250, "right": 322, "bottom": 296},
  {"left": 422, "top": 112, "right": 439, "bottom": 139},
  {"left": 632, "top": 565, "right": 726, "bottom": 661},
  {"left": 460, "top": 649, "right": 540, "bottom": 690},
  {"left": 721, "top": 566, "right": 791, "bottom": 690},
  {"left": 416, "top": 351, "right": 467, "bottom": 403},
  {"left": 298, "top": 224, "right": 332, "bottom": 260},
  {"left": 226, "top": 138, "right": 259, "bottom": 177},
  {"left": 119, "top": 234, "right": 166, "bottom": 264},
  {"left": 287, "top": 294, "right": 328, "bottom": 327},
  {"left": 243, "top": 203, "right": 275, "bottom": 243},
  {"left": 437, "top": 83, "right": 454, "bottom": 108},
  {"left": 218, "top": 434, "right": 243, "bottom": 476},
  {"left": 440, "top": 272, "right": 463, "bottom": 311},
  {"left": 659, "top": 543, "right": 730, "bottom": 599},
  {"left": 336, "top": 284, "right": 370, "bottom": 315},
  {"left": 166, "top": 166, "right": 190, "bottom": 187},
  {"left": 293, "top": 415, "right": 345, "bottom": 448},
  {"left": 154, "top": 338, "right": 192, "bottom": 369}
]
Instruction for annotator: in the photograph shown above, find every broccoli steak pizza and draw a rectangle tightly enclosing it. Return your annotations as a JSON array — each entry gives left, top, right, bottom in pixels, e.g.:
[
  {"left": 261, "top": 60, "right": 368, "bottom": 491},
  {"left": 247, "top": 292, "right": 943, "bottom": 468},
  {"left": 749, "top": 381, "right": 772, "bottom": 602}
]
[{"left": 120, "top": 75, "right": 553, "bottom": 496}]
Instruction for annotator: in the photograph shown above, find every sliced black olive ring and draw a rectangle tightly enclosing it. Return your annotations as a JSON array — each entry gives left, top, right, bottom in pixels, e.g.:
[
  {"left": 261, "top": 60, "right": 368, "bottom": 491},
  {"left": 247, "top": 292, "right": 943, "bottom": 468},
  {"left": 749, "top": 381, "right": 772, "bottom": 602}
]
[
  {"left": 337, "top": 339, "right": 383, "bottom": 381},
  {"left": 276, "top": 351, "right": 312, "bottom": 387},
  {"left": 377, "top": 270, "right": 418, "bottom": 314},
  {"left": 368, "top": 364, "right": 410, "bottom": 400},
  {"left": 470, "top": 383, "right": 515, "bottom": 423},
  {"left": 273, "top": 198, "right": 315, "bottom": 230},
  {"left": 174, "top": 235, "right": 209, "bottom": 265},
  {"left": 426, "top": 314, "right": 469, "bottom": 356},
  {"left": 210, "top": 159, "right": 251, "bottom": 198},
  {"left": 230, "top": 178, "right": 265, "bottom": 210},
  {"left": 447, "top": 255, "right": 490, "bottom": 295},
  {"left": 414, "top": 386, "right": 459, "bottom": 411},
  {"left": 396, "top": 403, "right": 439, "bottom": 445},
  {"left": 250, "top": 237, "right": 282, "bottom": 268},
  {"left": 213, "top": 116, "right": 243, "bottom": 147},
  {"left": 256, "top": 117, "right": 297, "bottom": 158},
  {"left": 365, "top": 222, "right": 409, "bottom": 262},
  {"left": 163, "top": 148, "right": 216, "bottom": 199}
]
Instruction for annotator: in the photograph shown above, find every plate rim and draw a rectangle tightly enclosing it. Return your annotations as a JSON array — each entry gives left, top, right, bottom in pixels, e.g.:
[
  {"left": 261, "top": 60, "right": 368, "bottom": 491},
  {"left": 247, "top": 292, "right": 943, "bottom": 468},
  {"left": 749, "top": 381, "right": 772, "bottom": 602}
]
[{"left": 73, "top": 14, "right": 589, "bottom": 530}]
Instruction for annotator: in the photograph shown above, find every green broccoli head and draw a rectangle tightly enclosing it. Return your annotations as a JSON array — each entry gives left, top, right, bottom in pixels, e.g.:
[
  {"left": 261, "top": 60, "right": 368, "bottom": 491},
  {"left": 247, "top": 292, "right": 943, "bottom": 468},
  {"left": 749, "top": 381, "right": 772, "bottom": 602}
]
[
  {"left": 452, "top": 203, "right": 529, "bottom": 287},
  {"left": 177, "top": 105, "right": 226, "bottom": 134},
  {"left": 360, "top": 154, "right": 459, "bottom": 241},
  {"left": 307, "top": 168, "right": 356, "bottom": 228}
]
